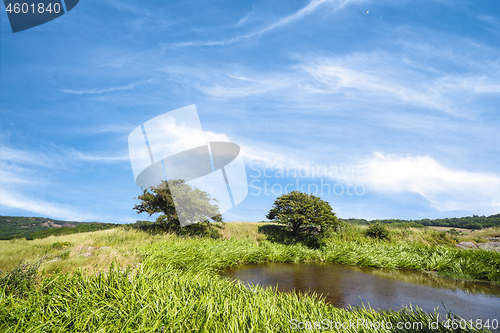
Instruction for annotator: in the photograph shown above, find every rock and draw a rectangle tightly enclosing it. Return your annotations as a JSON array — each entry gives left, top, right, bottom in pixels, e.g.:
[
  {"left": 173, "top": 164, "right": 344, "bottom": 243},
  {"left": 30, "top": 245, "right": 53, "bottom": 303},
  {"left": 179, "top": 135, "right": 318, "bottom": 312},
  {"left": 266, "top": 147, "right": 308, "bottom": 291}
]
[
  {"left": 477, "top": 243, "right": 500, "bottom": 253},
  {"left": 82, "top": 252, "right": 92, "bottom": 257},
  {"left": 455, "top": 242, "right": 479, "bottom": 249},
  {"left": 455, "top": 241, "right": 500, "bottom": 253},
  {"left": 41, "top": 221, "right": 63, "bottom": 228}
]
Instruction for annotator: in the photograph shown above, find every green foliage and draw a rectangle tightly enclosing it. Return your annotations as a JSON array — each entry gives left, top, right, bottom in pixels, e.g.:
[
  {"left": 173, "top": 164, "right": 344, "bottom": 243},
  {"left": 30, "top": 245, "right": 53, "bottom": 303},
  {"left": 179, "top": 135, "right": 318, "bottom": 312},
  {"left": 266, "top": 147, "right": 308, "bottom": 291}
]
[
  {"left": 133, "top": 179, "right": 223, "bottom": 236},
  {"left": 428, "top": 231, "right": 458, "bottom": 246},
  {"left": 366, "top": 222, "right": 390, "bottom": 240},
  {"left": 0, "top": 215, "right": 119, "bottom": 240},
  {"left": 0, "top": 258, "right": 42, "bottom": 297},
  {"left": 343, "top": 214, "right": 500, "bottom": 230},
  {"left": 266, "top": 191, "right": 340, "bottom": 235},
  {"left": 257, "top": 224, "right": 326, "bottom": 249},
  {"left": 49, "top": 241, "right": 72, "bottom": 250},
  {"left": 1, "top": 234, "right": 24, "bottom": 240}
]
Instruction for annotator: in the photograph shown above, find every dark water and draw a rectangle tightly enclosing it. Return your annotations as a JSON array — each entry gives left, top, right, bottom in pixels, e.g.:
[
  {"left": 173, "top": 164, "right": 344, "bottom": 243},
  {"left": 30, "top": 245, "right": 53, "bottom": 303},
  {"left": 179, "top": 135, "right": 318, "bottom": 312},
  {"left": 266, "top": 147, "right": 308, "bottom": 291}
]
[{"left": 221, "top": 263, "right": 500, "bottom": 323}]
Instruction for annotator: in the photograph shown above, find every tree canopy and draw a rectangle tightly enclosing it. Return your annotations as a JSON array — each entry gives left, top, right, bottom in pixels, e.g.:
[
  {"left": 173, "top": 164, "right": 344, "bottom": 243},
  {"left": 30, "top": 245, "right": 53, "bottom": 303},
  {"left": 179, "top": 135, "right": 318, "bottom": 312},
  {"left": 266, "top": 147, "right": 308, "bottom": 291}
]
[
  {"left": 266, "top": 191, "right": 340, "bottom": 235},
  {"left": 133, "top": 179, "right": 223, "bottom": 233}
]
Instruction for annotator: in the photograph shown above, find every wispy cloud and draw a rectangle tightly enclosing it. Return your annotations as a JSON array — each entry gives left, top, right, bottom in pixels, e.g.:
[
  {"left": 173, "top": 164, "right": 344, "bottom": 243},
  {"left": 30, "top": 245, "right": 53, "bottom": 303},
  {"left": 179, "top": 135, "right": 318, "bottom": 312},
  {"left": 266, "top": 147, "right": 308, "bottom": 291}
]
[
  {"left": 236, "top": 11, "right": 254, "bottom": 26},
  {"left": 197, "top": 72, "right": 292, "bottom": 98},
  {"left": 1, "top": 189, "right": 94, "bottom": 221},
  {"left": 300, "top": 57, "right": 461, "bottom": 116},
  {"left": 101, "top": 0, "right": 173, "bottom": 32},
  {"left": 0, "top": 144, "right": 60, "bottom": 167},
  {"left": 72, "top": 124, "right": 136, "bottom": 135},
  {"left": 356, "top": 153, "right": 500, "bottom": 213},
  {"left": 70, "top": 151, "right": 130, "bottom": 162},
  {"left": 164, "top": 43, "right": 500, "bottom": 118},
  {"left": 169, "top": 0, "right": 363, "bottom": 47},
  {"left": 298, "top": 49, "right": 500, "bottom": 118},
  {"left": 60, "top": 78, "right": 155, "bottom": 95},
  {"left": 0, "top": 144, "right": 131, "bottom": 220},
  {"left": 0, "top": 168, "right": 39, "bottom": 185}
]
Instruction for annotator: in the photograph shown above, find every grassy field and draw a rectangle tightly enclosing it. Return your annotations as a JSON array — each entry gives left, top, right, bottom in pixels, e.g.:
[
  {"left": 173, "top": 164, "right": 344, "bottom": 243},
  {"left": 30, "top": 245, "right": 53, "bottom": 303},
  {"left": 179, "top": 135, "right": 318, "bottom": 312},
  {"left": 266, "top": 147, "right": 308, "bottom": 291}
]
[
  {"left": 428, "top": 226, "right": 474, "bottom": 234},
  {"left": 1, "top": 223, "right": 499, "bottom": 332}
]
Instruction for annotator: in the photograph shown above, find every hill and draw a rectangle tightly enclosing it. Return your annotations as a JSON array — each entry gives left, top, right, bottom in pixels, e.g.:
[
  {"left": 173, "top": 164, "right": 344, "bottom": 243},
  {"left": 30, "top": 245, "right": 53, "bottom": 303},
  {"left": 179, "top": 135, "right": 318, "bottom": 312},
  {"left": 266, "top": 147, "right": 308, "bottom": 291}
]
[
  {"left": 0, "top": 215, "right": 121, "bottom": 240},
  {"left": 342, "top": 213, "right": 500, "bottom": 229}
]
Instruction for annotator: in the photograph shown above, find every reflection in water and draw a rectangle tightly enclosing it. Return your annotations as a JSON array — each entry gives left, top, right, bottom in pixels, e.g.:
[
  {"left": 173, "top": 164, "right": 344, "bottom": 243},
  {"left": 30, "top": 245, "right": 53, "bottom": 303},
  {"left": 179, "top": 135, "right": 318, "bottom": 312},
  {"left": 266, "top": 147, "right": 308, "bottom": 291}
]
[
  {"left": 355, "top": 266, "right": 500, "bottom": 296},
  {"left": 220, "top": 263, "right": 500, "bottom": 322}
]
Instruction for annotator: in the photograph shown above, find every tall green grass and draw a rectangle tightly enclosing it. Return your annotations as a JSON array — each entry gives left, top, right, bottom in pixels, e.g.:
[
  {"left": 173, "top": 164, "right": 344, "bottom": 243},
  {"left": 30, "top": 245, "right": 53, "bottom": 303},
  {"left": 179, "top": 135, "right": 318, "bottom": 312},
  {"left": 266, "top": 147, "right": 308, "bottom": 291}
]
[
  {"left": 141, "top": 238, "right": 321, "bottom": 274},
  {"left": 1, "top": 261, "right": 490, "bottom": 332},
  {"left": 1, "top": 227, "right": 499, "bottom": 332},
  {"left": 142, "top": 236, "right": 500, "bottom": 283},
  {"left": 322, "top": 241, "right": 500, "bottom": 282}
]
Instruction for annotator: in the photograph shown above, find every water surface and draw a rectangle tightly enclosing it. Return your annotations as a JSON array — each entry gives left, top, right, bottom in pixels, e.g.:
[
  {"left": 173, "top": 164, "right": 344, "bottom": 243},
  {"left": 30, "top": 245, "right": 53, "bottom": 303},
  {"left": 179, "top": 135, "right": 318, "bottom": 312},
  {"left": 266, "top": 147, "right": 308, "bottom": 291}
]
[{"left": 221, "top": 262, "right": 500, "bottom": 323}]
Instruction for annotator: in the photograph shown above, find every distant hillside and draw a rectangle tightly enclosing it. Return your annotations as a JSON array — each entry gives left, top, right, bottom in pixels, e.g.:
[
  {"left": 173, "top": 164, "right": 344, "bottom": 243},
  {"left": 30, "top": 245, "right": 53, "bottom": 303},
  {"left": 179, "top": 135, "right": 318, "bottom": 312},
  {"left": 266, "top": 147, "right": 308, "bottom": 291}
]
[
  {"left": 342, "top": 213, "right": 500, "bottom": 230},
  {"left": 0, "top": 216, "right": 121, "bottom": 240}
]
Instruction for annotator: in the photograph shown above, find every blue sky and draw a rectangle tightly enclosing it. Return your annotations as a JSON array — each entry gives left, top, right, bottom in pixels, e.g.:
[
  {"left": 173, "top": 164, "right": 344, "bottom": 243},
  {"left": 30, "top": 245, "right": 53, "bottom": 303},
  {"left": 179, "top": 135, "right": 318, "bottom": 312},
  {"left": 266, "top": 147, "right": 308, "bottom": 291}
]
[{"left": 1, "top": 0, "right": 499, "bottom": 223}]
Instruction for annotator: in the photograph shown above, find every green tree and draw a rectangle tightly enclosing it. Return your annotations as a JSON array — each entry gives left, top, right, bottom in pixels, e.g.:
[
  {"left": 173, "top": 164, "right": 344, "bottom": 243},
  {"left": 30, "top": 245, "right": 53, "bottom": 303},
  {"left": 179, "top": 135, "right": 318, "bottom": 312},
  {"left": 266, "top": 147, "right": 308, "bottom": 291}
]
[
  {"left": 133, "top": 179, "right": 223, "bottom": 235},
  {"left": 266, "top": 191, "right": 340, "bottom": 235},
  {"left": 365, "top": 222, "right": 390, "bottom": 240}
]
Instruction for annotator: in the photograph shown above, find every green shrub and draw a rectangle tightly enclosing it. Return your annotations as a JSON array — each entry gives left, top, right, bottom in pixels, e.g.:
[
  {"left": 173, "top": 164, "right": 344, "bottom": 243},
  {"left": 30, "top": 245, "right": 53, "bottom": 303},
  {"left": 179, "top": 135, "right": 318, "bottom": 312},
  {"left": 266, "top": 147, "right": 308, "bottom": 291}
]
[
  {"left": 50, "top": 241, "right": 72, "bottom": 250},
  {"left": 0, "top": 234, "right": 25, "bottom": 241},
  {"left": 447, "top": 228, "right": 461, "bottom": 236},
  {"left": 0, "top": 258, "right": 43, "bottom": 297},
  {"left": 429, "top": 231, "right": 457, "bottom": 245},
  {"left": 366, "top": 222, "right": 390, "bottom": 240},
  {"left": 133, "top": 220, "right": 224, "bottom": 239}
]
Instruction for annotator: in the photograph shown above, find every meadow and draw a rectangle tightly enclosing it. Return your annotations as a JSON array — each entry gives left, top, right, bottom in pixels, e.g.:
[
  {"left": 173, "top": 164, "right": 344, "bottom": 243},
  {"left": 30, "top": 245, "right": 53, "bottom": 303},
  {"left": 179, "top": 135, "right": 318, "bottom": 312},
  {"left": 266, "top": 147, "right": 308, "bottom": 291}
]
[{"left": 1, "top": 223, "right": 499, "bottom": 332}]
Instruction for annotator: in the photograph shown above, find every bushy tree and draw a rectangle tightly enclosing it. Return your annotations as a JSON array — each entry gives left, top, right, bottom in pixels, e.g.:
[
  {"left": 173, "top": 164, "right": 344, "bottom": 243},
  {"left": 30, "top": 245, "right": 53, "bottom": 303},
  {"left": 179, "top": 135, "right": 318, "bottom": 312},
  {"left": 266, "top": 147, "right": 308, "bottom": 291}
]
[
  {"left": 365, "top": 222, "right": 390, "bottom": 240},
  {"left": 133, "top": 179, "right": 223, "bottom": 235},
  {"left": 266, "top": 191, "right": 340, "bottom": 235}
]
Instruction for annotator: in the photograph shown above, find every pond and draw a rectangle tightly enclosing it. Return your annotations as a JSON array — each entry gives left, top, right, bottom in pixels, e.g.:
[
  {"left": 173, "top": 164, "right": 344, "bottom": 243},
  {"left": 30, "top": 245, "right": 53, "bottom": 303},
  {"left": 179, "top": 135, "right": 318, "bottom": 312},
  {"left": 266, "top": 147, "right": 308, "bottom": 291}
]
[{"left": 221, "top": 262, "right": 500, "bottom": 323}]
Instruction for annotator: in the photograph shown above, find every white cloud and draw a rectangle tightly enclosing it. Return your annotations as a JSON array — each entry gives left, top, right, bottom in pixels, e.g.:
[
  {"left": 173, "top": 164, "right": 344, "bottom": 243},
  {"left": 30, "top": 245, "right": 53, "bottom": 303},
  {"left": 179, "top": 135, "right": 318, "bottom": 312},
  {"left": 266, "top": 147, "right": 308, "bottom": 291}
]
[
  {"left": 357, "top": 153, "right": 500, "bottom": 212},
  {"left": 71, "top": 150, "right": 130, "bottom": 162},
  {"left": 158, "top": 43, "right": 500, "bottom": 119},
  {"left": 0, "top": 144, "right": 55, "bottom": 167},
  {"left": 240, "top": 141, "right": 311, "bottom": 173},
  {"left": 298, "top": 52, "right": 500, "bottom": 117},
  {"left": 169, "top": 0, "right": 365, "bottom": 47},
  {"left": 197, "top": 72, "right": 291, "bottom": 98},
  {"left": 0, "top": 168, "right": 38, "bottom": 185},
  {"left": 1, "top": 189, "right": 93, "bottom": 221},
  {"left": 301, "top": 58, "right": 457, "bottom": 113},
  {"left": 0, "top": 144, "right": 132, "bottom": 221},
  {"left": 436, "top": 76, "right": 500, "bottom": 94},
  {"left": 60, "top": 78, "right": 155, "bottom": 95},
  {"left": 238, "top": 140, "right": 500, "bottom": 214},
  {"left": 73, "top": 123, "right": 136, "bottom": 135},
  {"left": 236, "top": 11, "right": 253, "bottom": 26}
]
